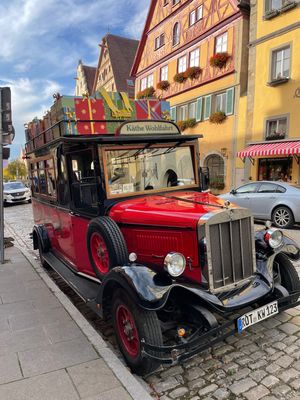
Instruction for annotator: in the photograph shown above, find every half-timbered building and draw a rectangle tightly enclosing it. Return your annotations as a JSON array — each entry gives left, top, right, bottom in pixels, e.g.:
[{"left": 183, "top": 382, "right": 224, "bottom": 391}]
[{"left": 132, "top": 0, "right": 250, "bottom": 191}]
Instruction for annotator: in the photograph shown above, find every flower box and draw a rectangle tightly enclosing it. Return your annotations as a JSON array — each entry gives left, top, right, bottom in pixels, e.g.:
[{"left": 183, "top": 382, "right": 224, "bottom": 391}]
[
  {"left": 177, "top": 118, "right": 197, "bottom": 131},
  {"left": 184, "top": 66, "right": 202, "bottom": 81},
  {"left": 210, "top": 52, "right": 230, "bottom": 69},
  {"left": 174, "top": 72, "right": 187, "bottom": 84},
  {"left": 266, "top": 133, "right": 285, "bottom": 141},
  {"left": 209, "top": 111, "right": 227, "bottom": 124},
  {"left": 156, "top": 80, "right": 170, "bottom": 91},
  {"left": 136, "top": 86, "right": 156, "bottom": 99}
]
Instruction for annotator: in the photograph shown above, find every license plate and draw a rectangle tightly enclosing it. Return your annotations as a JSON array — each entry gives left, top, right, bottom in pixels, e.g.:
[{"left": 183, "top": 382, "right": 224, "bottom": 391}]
[{"left": 237, "top": 301, "right": 278, "bottom": 333}]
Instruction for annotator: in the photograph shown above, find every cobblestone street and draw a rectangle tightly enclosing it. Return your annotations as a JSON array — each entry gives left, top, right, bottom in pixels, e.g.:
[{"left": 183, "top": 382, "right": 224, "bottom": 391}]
[{"left": 4, "top": 203, "right": 300, "bottom": 400}]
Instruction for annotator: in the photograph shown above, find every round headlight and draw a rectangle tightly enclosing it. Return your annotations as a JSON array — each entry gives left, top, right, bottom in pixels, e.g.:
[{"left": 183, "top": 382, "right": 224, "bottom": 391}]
[
  {"left": 265, "top": 229, "right": 283, "bottom": 249},
  {"left": 164, "top": 252, "right": 186, "bottom": 277}
]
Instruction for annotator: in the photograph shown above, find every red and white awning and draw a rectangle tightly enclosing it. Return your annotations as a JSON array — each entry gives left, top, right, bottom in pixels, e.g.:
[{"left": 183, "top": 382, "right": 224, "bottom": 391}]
[{"left": 237, "top": 141, "right": 300, "bottom": 158}]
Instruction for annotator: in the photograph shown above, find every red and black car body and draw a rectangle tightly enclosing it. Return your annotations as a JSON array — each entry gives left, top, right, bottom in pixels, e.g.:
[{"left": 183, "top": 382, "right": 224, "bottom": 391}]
[{"left": 26, "top": 119, "right": 300, "bottom": 375}]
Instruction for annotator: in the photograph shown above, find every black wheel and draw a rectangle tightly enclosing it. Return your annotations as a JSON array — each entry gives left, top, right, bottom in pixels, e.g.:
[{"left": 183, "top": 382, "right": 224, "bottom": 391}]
[
  {"left": 87, "top": 217, "right": 128, "bottom": 279},
  {"left": 112, "top": 289, "right": 163, "bottom": 376},
  {"left": 272, "top": 206, "right": 294, "bottom": 229},
  {"left": 38, "top": 237, "right": 50, "bottom": 269},
  {"left": 28, "top": 199, "right": 32, "bottom": 204},
  {"left": 275, "top": 253, "right": 300, "bottom": 300}
]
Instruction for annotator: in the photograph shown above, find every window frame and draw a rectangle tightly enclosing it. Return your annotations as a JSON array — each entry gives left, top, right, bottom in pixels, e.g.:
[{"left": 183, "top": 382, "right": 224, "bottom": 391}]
[
  {"left": 160, "top": 65, "right": 169, "bottom": 81},
  {"left": 29, "top": 155, "right": 57, "bottom": 201},
  {"left": 189, "top": 48, "right": 200, "bottom": 67},
  {"left": 178, "top": 55, "right": 187, "bottom": 73},
  {"left": 172, "top": 22, "right": 180, "bottom": 46},
  {"left": 155, "top": 33, "right": 165, "bottom": 50},
  {"left": 270, "top": 45, "right": 291, "bottom": 81},
  {"left": 265, "top": 115, "right": 289, "bottom": 139},
  {"left": 215, "top": 32, "right": 228, "bottom": 53}
]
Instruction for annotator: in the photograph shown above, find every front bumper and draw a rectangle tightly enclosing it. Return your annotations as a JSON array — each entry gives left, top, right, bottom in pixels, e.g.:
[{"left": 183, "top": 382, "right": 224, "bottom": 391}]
[
  {"left": 141, "top": 291, "right": 300, "bottom": 365},
  {"left": 4, "top": 195, "right": 31, "bottom": 203}
]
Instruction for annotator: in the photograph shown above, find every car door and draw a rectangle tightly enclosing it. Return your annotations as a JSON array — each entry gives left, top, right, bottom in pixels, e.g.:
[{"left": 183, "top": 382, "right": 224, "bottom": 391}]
[
  {"left": 230, "top": 183, "right": 260, "bottom": 210},
  {"left": 248, "top": 182, "right": 280, "bottom": 219}
]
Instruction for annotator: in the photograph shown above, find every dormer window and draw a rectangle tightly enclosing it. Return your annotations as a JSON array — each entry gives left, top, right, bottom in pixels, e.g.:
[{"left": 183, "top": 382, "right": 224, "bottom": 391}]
[{"left": 173, "top": 22, "right": 180, "bottom": 46}]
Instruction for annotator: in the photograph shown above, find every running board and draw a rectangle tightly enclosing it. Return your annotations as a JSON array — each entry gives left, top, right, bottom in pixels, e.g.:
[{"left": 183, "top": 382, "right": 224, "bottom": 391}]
[{"left": 43, "top": 252, "right": 100, "bottom": 304}]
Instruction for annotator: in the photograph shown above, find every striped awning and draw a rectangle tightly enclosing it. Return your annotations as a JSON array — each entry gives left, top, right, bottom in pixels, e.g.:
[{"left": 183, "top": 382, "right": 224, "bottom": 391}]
[{"left": 237, "top": 141, "right": 300, "bottom": 158}]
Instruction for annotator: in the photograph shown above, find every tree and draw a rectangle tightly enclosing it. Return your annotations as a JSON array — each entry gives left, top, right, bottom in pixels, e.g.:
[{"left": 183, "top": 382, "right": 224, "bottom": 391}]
[{"left": 6, "top": 159, "right": 27, "bottom": 180}]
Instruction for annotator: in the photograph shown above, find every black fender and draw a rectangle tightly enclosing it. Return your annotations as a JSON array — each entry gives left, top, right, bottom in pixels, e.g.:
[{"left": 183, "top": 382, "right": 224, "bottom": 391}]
[
  {"left": 32, "top": 225, "right": 51, "bottom": 253},
  {"left": 96, "top": 264, "right": 273, "bottom": 315}
]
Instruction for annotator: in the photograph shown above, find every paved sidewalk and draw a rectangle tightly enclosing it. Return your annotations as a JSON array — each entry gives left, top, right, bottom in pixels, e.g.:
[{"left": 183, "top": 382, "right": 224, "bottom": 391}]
[{"left": 0, "top": 245, "right": 152, "bottom": 400}]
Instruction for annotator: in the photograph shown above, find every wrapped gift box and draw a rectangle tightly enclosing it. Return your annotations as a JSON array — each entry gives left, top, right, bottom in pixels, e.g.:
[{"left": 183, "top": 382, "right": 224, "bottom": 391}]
[
  {"left": 50, "top": 96, "right": 79, "bottom": 137},
  {"left": 74, "top": 97, "right": 107, "bottom": 134}
]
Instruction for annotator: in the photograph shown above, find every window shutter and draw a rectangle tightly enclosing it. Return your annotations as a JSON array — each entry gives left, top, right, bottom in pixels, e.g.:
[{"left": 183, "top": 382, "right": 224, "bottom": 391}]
[
  {"left": 170, "top": 106, "right": 177, "bottom": 122},
  {"left": 196, "top": 97, "right": 203, "bottom": 122},
  {"left": 225, "top": 87, "right": 235, "bottom": 116},
  {"left": 204, "top": 95, "right": 212, "bottom": 120}
]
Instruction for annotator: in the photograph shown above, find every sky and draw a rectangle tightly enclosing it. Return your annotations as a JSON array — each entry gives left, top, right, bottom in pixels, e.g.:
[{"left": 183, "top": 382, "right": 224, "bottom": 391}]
[{"left": 0, "top": 0, "right": 150, "bottom": 159}]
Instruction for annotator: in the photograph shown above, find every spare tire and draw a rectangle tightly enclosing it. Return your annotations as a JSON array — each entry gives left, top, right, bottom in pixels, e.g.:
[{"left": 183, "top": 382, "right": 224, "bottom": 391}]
[{"left": 87, "top": 217, "right": 128, "bottom": 279}]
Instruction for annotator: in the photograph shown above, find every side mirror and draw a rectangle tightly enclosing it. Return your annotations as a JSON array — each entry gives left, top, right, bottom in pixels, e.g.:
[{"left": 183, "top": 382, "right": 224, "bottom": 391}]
[{"left": 230, "top": 189, "right": 237, "bottom": 195}]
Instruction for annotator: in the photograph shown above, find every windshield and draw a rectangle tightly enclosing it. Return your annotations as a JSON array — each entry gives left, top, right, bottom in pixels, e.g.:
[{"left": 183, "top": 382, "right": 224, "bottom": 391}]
[
  {"left": 3, "top": 182, "right": 26, "bottom": 190},
  {"left": 102, "top": 144, "right": 197, "bottom": 197}
]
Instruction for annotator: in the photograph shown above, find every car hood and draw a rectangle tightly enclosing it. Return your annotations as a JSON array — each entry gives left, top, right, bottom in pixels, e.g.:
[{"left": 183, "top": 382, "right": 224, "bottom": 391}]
[
  {"left": 4, "top": 188, "right": 28, "bottom": 194},
  {"left": 109, "top": 191, "right": 227, "bottom": 229}
]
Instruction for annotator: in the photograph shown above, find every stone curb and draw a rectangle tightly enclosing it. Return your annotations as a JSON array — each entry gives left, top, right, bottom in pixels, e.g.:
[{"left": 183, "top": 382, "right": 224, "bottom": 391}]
[{"left": 4, "top": 223, "right": 152, "bottom": 400}]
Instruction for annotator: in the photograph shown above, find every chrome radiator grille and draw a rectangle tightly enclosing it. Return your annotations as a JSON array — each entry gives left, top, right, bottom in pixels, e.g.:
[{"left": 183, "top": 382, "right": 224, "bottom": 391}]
[{"left": 204, "top": 209, "right": 256, "bottom": 293}]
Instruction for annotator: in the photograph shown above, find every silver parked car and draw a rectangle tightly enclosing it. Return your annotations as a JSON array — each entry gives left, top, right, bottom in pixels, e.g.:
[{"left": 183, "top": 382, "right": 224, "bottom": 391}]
[
  {"left": 3, "top": 181, "right": 31, "bottom": 206},
  {"left": 219, "top": 181, "right": 300, "bottom": 229}
]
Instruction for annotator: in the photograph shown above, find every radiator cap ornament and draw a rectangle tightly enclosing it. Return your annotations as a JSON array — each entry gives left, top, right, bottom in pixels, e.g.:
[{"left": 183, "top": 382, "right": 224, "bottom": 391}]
[{"left": 224, "top": 200, "right": 231, "bottom": 209}]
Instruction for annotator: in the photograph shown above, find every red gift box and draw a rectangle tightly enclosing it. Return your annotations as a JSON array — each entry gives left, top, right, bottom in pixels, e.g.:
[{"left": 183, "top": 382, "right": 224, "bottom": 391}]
[
  {"left": 74, "top": 97, "right": 107, "bottom": 134},
  {"left": 135, "top": 100, "right": 163, "bottom": 120}
]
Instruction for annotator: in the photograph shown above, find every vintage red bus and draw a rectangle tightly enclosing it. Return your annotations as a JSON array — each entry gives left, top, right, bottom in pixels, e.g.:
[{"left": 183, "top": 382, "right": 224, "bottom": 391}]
[{"left": 25, "top": 104, "right": 300, "bottom": 375}]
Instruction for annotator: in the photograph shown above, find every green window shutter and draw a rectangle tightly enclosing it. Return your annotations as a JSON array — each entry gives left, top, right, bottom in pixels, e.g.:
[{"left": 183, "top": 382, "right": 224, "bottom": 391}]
[
  {"left": 203, "top": 95, "right": 212, "bottom": 120},
  {"left": 226, "top": 87, "right": 235, "bottom": 116},
  {"left": 196, "top": 97, "right": 203, "bottom": 122},
  {"left": 170, "top": 106, "right": 177, "bottom": 121}
]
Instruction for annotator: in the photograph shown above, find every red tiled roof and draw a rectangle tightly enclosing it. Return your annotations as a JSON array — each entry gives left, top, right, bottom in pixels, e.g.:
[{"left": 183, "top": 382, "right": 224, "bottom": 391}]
[{"left": 106, "top": 34, "right": 139, "bottom": 92}]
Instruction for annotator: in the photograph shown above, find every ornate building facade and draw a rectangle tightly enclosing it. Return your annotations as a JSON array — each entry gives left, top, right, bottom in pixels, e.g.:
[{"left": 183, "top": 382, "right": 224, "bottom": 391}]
[
  {"left": 75, "top": 60, "right": 96, "bottom": 96},
  {"left": 240, "top": 0, "right": 300, "bottom": 185},
  {"left": 131, "top": 0, "right": 250, "bottom": 192},
  {"left": 93, "top": 34, "right": 139, "bottom": 98}
]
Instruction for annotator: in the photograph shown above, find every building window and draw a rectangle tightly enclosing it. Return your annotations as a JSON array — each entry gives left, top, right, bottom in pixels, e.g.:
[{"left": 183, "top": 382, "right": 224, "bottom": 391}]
[
  {"left": 173, "top": 22, "right": 180, "bottom": 46},
  {"left": 189, "top": 10, "right": 196, "bottom": 26},
  {"left": 189, "top": 48, "right": 200, "bottom": 67},
  {"left": 188, "top": 102, "right": 196, "bottom": 119},
  {"left": 266, "top": 117, "right": 287, "bottom": 139},
  {"left": 155, "top": 33, "right": 165, "bottom": 50},
  {"left": 271, "top": 46, "right": 290, "bottom": 80},
  {"left": 215, "top": 92, "right": 227, "bottom": 112},
  {"left": 140, "top": 74, "right": 154, "bottom": 90},
  {"left": 160, "top": 65, "right": 168, "bottom": 81},
  {"left": 178, "top": 56, "right": 187, "bottom": 73},
  {"left": 178, "top": 104, "right": 188, "bottom": 120},
  {"left": 215, "top": 32, "right": 228, "bottom": 53},
  {"left": 265, "top": 0, "right": 284, "bottom": 12},
  {"left": 173, "top": 0, "right": 180, "bottom": 5},
  {"left": 197, "top": 5, "right": 203, "bottom": 20}
]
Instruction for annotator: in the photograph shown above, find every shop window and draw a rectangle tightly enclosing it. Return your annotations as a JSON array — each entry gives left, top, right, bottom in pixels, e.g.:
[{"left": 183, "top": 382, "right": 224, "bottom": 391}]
[
  {"left": 178, "top": 55, "right": 187, "bottom": 73},
  {"left": 160, "top": 65, "right": 168, "bottom": 81},
  {"left": 173, "top": 22, "right": 180, "bottom": 46},
  {"left": 215, "top": 32, "right": 228, "bottom": 53},
  {"left": 189, "top": 48, "right": 200, "bottom": 67},
  {"left": 266, "top": 117, "right": 287, "bottom": 140},
  {"left": 271, "top": 46, "right": 290, "bottom": 81},
  {"left": 258, "top": 158, "right": 292, "bottom": 182}
]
